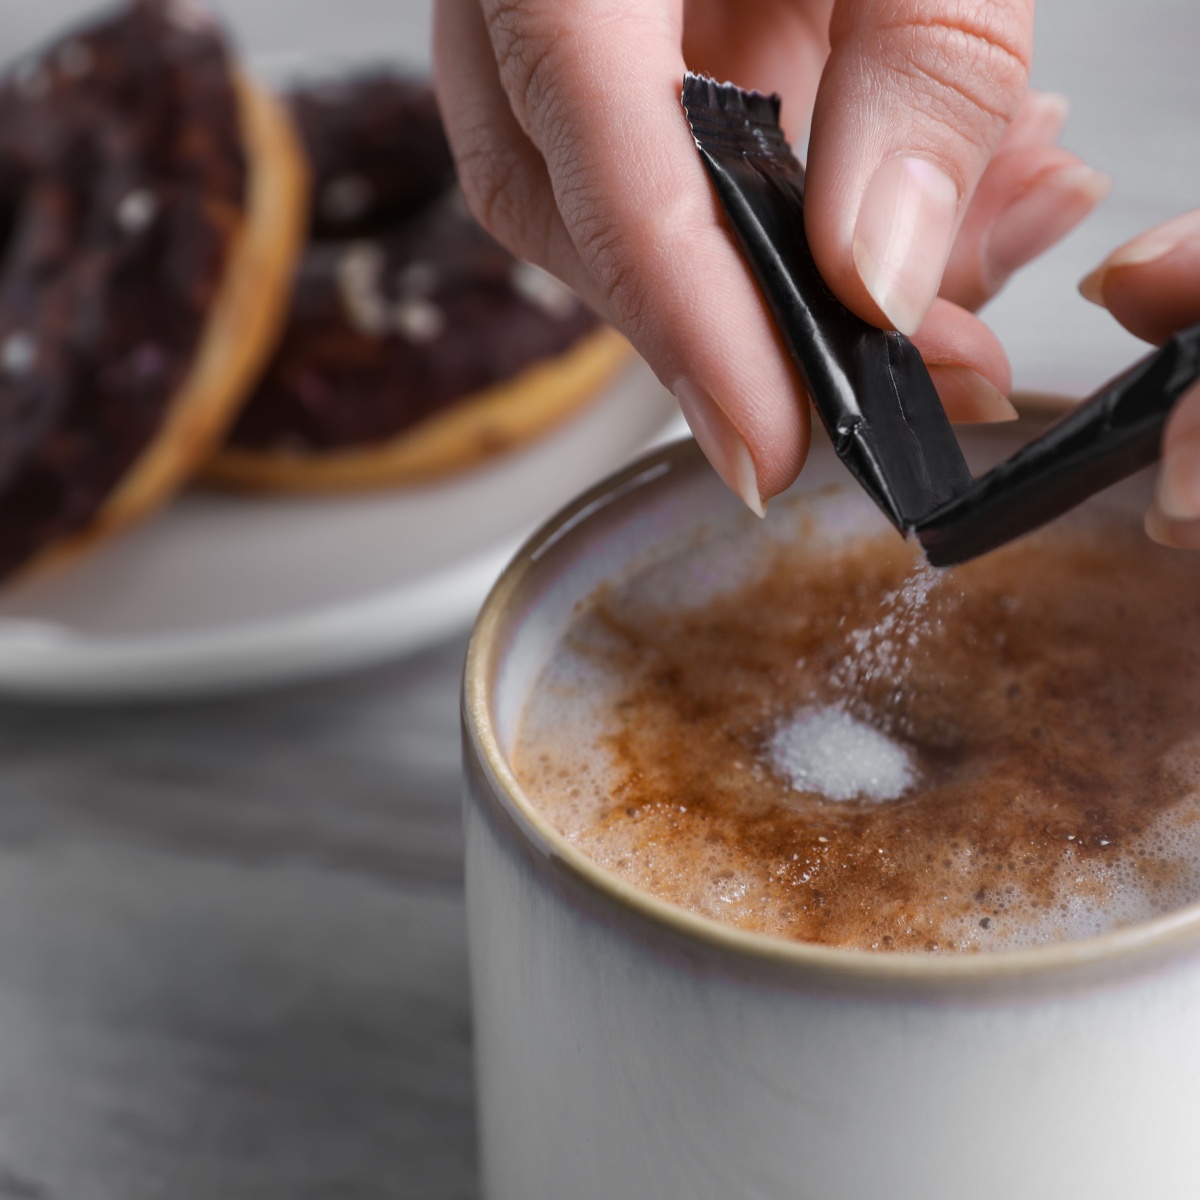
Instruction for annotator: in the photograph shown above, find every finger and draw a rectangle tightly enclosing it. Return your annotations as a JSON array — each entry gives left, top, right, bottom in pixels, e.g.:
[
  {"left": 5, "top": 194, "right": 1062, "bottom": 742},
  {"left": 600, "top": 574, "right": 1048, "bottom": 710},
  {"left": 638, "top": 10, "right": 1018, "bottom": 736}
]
[
  {"left": 679, "top": 0, "right": 830, "bottom": 144},
  {"left": 1151, "top": 381, "right": 1200, "bottom": 537},
  {"left": 1084, "top": 220, "right": 1200, "bottom": 543},
  {"left": 475, "top": 0, "right": 810, "bottom": 510},
  {"left": 942, "top": 91, "right": 1110, "bottom": 312},
  {"left": 1078, "top": 209, "right": 1200, "bottom": 345},
  {"left": 992, "top": 89, "right": 1068, "bottom": 152},
  {"left": 1145, "top": 504, "right": 1200, "bottom": 551},
  {"left": 432, "top": 0, "right": 610, "bottom": 316},
  {"left": 943, "top": 149, "right": 1110, "bottom": 312},
  {"left": 806, "top": 0, "right": 1035, "bottom": 334},
  {"left": 911, "top": 298, "right": 1016, "bottom": 423}
]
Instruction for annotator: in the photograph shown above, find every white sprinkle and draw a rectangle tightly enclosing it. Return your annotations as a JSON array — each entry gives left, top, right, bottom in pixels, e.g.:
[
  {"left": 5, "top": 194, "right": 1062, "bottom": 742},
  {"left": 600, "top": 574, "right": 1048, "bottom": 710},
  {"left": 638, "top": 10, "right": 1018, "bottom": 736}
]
[
  {"left": 1, "top": 333, "right": 35, "bottom": 377},
  {"left": 510, "top": 261, "right": 578, "bottom": 319},
  {"left": 319, "top": 174, "right": 374, "bottom": 225},
  {"left": 392, "top": 299, "right": 445, "bottom": 343},
  {"left": 769, "top": 705, "right": 916, "bottom": 803},
  {"left": 336, "top": 242, "right": 389, "bottom": 336},
  {"left": 116, "top": 189, "right": 159, "bottom": 235},
  {"left": 57, "top": 40, "right": 95, "bottom": 78}
]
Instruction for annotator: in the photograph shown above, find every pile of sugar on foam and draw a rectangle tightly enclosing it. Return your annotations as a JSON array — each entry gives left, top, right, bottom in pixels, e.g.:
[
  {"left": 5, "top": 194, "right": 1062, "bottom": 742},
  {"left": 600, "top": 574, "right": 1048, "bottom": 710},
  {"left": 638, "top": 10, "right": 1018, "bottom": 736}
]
[
  {"left": 769, "top": 705, "right": 915, "bottom": 802},
  {"left": 767, "top": 561, "right": 952, "bottom": 804}
]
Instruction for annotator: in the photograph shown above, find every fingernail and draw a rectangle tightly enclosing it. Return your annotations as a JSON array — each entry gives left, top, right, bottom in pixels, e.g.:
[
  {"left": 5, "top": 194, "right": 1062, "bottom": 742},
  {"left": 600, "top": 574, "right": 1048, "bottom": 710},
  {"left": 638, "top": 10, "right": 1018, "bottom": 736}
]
[
  {"left": 1144, "top": 503, "right": 1200, "bottom": 550},
  {"left": 672, "top": 377, "right": 765, "bottom": 517},
  {"left": 927, "top": 365, "right": 1019, "bottom": 424},
  {"left": 1026, "top": 90, "right": 1069, "bottom": 137},
  {"left": 1004, "top": 91, "right": 1069, "bottom": 150},
  {"left": 1144, "top": 503, "right": 1177, "bottom": 547},
  {"left": 1077, "top": 264, "right": 1109, "bottom": 305},
  {"left": 1079, "top": 209, "right": 1200, "bottom": 305},
  {"left": 853, "top": 156, "right": 959, "bottom": 335},
  {"left": 1156, "top": 437, "right": 1200, "bottom": 520},
  {"left": 986, "top": 165, "right": 1111, "bottom": 284}
]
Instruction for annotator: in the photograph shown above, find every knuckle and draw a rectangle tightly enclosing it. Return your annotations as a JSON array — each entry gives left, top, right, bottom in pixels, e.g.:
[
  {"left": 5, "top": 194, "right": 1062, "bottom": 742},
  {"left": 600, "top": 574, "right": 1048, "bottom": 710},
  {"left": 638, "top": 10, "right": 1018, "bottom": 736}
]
[
  {"left": 877, "top": 2, "right": 1033, "bottom": 130},
  {"left": 483, "top": 0, "right": 575, "bottom": 135},
  {"left": 455, "top": 135, "right": 560, "bottom": 269},
  {"left": 580, "top": 222, "right": 649, "bottom": 334},
  {"left": 564, "top": 186, "right": 708, "bottom": 343},
  {"left": 455, "top": 140, "right": 529, "bottom": 248}
]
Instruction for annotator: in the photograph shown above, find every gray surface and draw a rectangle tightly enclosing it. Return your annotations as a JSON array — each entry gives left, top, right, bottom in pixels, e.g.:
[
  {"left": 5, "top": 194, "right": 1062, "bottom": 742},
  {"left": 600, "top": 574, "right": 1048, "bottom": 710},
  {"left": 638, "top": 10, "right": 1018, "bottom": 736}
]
[
  {"left": 0, "top": 645, "right": 476, "bottom": 1200},
  {"left": 0, "top": 0, "right": 1197, "bottom": 1197}
]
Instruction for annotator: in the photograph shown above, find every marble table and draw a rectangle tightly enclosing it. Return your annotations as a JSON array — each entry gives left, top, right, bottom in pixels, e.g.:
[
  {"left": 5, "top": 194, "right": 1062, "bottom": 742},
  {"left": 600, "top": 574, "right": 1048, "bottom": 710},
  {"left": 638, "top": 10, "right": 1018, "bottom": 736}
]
[{"left": 0, "top": 0, "right": 1195, "bottom": 1196}]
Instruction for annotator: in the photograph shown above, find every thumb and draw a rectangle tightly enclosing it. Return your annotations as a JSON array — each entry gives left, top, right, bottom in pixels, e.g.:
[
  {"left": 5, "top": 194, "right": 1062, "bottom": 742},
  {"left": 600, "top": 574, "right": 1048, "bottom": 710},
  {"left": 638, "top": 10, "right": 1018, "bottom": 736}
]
[{"left": 805, "top": 0, "right": 1034, "bottom": 334}]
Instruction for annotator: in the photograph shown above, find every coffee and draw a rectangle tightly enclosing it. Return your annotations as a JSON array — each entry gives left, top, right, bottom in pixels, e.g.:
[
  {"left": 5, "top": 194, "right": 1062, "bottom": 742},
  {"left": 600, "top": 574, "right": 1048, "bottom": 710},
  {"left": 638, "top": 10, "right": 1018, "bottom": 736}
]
[{"left": 512, "top": 488, "right": 1200, "bottom": 953}]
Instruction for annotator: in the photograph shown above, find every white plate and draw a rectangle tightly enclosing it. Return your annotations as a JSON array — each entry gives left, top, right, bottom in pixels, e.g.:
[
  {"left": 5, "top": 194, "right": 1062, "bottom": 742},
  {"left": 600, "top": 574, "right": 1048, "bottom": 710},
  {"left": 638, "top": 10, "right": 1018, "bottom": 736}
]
[{"left": 0, "top": 360, "right": 687, "bottom": 699}]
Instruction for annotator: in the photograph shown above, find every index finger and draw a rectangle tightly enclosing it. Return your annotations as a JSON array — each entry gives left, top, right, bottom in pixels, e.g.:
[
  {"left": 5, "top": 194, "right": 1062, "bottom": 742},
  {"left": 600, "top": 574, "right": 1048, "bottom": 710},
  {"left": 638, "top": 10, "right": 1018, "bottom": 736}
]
[{"left": 477, "top": 0, "right": 810, "bottom": 507}]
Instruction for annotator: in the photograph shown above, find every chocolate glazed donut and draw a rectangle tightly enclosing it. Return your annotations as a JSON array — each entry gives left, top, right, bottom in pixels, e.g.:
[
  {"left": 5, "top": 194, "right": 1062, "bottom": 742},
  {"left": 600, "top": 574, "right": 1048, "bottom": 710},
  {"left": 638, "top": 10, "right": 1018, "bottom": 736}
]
[
  {"left": 0, "top": 0, "right": 306, "bottom": 582},
  {"left": 207, "top": 75, "right": 630, "bottom": 492},
  {"left": 288, "top": 71, "right": 455, "bottom": 238}
]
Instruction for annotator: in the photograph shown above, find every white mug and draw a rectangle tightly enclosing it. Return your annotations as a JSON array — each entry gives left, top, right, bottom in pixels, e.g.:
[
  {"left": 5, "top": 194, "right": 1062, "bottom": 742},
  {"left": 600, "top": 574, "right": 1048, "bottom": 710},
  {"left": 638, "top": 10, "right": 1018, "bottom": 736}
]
[{"left": 462, "top": 421, "right": 1200, "bottom": 1200}]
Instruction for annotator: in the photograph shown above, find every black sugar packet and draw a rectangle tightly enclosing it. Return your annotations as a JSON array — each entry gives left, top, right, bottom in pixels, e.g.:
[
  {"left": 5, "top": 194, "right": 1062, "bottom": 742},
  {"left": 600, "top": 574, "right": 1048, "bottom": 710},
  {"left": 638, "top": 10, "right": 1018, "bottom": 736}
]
[{"left": 681, "top": 74, "right": 1200, "bottom": 566}]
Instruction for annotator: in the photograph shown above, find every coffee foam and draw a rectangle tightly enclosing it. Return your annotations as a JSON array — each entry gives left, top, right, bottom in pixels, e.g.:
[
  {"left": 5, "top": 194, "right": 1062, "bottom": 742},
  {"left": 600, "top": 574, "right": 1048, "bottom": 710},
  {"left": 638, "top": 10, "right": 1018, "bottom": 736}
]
[{"left": 513, "top": 489, "right": 1200, "bottom": 952}]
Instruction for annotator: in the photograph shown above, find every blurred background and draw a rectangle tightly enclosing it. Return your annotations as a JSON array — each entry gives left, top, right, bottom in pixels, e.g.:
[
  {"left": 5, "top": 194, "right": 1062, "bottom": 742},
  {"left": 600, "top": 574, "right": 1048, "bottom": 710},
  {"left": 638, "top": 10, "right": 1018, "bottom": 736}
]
[{"left": 0, "top": 0, "right": 1194, "bottom": 1197}]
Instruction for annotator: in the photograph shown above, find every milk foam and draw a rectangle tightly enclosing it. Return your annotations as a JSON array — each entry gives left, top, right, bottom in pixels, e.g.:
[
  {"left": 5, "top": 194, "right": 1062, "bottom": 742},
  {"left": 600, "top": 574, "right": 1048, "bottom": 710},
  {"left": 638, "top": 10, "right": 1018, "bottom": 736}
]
[{"left": 513, "top": 490, "right": 1200, "bottom": 953}]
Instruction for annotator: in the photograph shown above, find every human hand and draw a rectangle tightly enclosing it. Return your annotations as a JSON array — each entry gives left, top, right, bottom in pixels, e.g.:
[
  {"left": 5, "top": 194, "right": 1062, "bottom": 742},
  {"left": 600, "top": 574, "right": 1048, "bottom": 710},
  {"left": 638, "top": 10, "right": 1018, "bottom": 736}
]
[
  {"left": 1079, "top": 211, "right": 1200, "bottom": 548},
  {"left": 434, "top": 0, "right": 1109, "bottom": 513}
]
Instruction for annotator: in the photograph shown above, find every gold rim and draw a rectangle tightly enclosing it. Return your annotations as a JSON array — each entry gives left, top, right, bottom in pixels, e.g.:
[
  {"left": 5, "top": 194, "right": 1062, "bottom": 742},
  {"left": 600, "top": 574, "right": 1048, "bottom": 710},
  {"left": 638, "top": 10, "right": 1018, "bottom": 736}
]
[{"left": 465, "top": 435, "right": 1200, "bottom": 987}]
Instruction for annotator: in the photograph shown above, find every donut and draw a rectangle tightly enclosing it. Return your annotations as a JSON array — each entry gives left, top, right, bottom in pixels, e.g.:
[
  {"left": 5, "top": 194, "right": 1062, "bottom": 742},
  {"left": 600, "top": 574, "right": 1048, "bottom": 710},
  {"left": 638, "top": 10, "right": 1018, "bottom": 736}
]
[
  {"left": 206, "top": 76, "right": 629, "bottom": 493},
  {"left": 0, "top": 0, "right": 307, "bottom": 582},
  {"left": 287, "top": 70, "right": 455, "bottom": 237}
]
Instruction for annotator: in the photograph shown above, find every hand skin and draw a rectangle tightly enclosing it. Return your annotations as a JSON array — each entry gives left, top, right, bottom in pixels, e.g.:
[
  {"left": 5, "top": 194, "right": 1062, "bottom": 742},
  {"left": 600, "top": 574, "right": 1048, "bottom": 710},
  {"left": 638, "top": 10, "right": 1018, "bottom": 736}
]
[
  {"left": 434, "top": 0, "right": 1109, "bottom": 513},
  {"left": 1079, "top": 210, "right": 1200, "bottom": 547}
]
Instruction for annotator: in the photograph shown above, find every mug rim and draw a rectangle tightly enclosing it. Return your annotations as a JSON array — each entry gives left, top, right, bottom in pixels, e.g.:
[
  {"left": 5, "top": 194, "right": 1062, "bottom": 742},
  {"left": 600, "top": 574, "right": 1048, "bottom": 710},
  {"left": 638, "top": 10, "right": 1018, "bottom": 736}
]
[{"left": 464, "top": 427, "right": 1200, "bottom": 987}]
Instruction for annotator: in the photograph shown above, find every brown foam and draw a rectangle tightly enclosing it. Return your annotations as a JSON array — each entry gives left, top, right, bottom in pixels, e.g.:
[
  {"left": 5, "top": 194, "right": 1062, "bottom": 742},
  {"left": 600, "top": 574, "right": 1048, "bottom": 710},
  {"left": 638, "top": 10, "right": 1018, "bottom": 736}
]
[{"left": 513, "top": 492, "right": 1200, "bottom": 952}]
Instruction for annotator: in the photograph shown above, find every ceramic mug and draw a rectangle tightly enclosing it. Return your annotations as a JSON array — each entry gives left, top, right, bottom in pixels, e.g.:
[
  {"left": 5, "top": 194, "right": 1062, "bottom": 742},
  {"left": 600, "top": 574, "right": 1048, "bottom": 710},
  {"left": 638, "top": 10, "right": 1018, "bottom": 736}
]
[{"left": 461, "top": 422, "right": 1200, "bottom": 1200}]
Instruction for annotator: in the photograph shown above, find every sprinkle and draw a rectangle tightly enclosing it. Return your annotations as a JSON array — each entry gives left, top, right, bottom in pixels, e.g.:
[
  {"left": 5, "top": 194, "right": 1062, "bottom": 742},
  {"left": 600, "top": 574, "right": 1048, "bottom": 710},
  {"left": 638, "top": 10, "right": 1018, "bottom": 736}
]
[
  {"left": 392, "top": 300, "right": 445, "bottom": 343},
  {"left": 510, "top": 261, "right": 578, "bottom": 319},
  {"left": 338, "top": 244, "right": 449, "bottom": 340},
  {"left": 1, "top": 333, "right": 35, "bottom": 377},
  {"left": 336, "top": 242, "right": 389, "bottom": 336},
  {"left": 116, "top": 189, "right": 159, "bottom": 235},
  {"left": 319, "top": 174, "right": 374, "bottom": 225}
]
